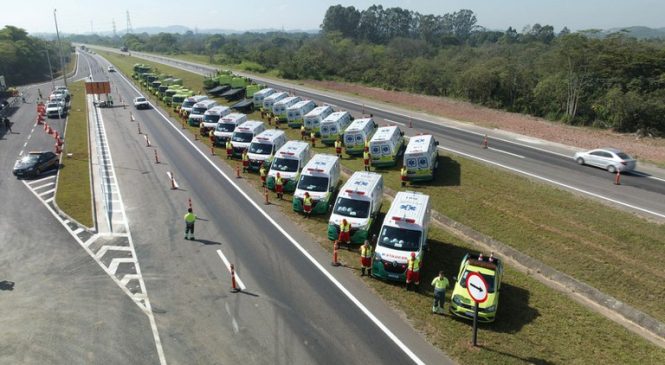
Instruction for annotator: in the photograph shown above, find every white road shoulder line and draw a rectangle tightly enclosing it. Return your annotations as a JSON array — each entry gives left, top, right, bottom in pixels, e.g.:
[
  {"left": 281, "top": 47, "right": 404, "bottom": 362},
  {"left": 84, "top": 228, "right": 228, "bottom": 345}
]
[
  {"left": 224, "top": 302, "right": 240, "bottom": 334},
  {"left": 216, "top": 249, "right": 247, "bottom": 290},
  {"left": 385, "top": 119, "right": 405, "bottom": 127},
  {"left": 34, "top": 182, "right": 55, "bottom": 191},
  {"left": 488, "top": 147, "right": 525, "bottom": 159},
  {"left": 27, "top": 175, "right": 56, "bottom": 185}
]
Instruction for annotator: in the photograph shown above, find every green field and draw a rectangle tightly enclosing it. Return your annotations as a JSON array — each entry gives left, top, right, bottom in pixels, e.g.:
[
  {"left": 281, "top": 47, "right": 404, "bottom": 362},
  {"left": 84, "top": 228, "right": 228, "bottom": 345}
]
[
  {"left": 55, "top": 80, "right": 93, "bottom": 227},
  {"left": 99, "top": 50, "right": 665, "bottom": 363}
]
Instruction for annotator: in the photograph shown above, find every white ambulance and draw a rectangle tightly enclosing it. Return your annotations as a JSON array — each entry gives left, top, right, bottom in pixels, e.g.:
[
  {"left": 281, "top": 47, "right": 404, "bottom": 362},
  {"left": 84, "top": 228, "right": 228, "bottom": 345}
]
[
  {"left": 372, "top": 191, "right": 431, "bottom": 282},
  {"left": 201, "top": 105, "right": 231, "bottom": 134},
  {"left": 253, "top": 88, "right": 275, "bottom": 109},
  {"left": 247, "top": 129, "right": 287, "bottom": 171},
  {"left": 188, "top": 99, "right": 218, "bottom": 127},
  {"left": 214, "top": 113, "right": 247, "bottom": 146},
  {"left": 267, "top": 141, "right": 312, "bottom": 192},
  {"left": 272, "top": 96, "right": 301, "bottom": 123},
  {"left": 343, "top": 118, "right": 377, "bottom": 155},
  {"left": 303, "top": 105, "right": 334, "bottom": 135},
  {"left": 403, "top": 134, "right": 439, "bottom": 182},
  {"left": 369, "top": 125, "right": 405, "bottom": 167},
  {"left": 327, "top": 171, "right": 383, "bottom": 244},
  {"left": 230, "top": 120, "right": 265, "bottom": 157},
  {"left": 180, "top": 95, "right": 208, "bottom": 117},
  {"left": 262, "top": 91, "right": 288, "bottom": 112},
  {"left": 320, "top": 111, "right": 353, "bottom": 145},
  {"left": 293, "top": 154, "right": 341, "bottom": 215},
  {"left": 286, "top": 100, "right": 317, "bottom": 128}
]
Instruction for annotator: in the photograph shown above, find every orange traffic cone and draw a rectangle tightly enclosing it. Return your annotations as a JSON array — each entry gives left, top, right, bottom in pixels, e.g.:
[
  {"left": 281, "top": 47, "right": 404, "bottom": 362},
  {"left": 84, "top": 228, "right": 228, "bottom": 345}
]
[{"left": 230, "top": 264, "right": 240, "bottom": 293}]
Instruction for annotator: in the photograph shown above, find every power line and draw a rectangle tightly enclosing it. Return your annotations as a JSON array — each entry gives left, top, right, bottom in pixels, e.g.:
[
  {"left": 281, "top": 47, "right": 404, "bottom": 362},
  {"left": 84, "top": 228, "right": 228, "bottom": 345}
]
[{"left": 126, "top": 10, "right": 133, "bottom": 34}]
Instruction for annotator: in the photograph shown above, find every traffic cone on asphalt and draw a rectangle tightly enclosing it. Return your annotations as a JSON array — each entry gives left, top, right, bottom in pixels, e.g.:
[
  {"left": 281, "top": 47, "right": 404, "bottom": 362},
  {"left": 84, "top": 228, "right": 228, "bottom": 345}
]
[
  {"left": 154, "top": 150, "right": 160, "bottom": 164},
  {"left": 236, "top": 164, "right": 241, "bottom": 178},
  {"left": 264, "top": 187, "right": 270, "bottom": 205},
  {"left": 230, "top": 264, "right": 240, "bottom": 293},
  {"left": 614, "top": 170, "right": 621, "bottom": 185},
  {"left": 332, "top": 241, "right": 341, "bottom": 267},
  {"left": 481, "top": 134, "right": 488, "bottom": 149}
]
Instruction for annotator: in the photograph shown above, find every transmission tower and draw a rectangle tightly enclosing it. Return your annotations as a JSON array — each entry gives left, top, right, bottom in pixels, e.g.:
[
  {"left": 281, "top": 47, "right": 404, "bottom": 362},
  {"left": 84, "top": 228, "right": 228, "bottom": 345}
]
[
  {"left": 112, "top": 19, "right": 117, "bottom": 37},
  {"left": 126, "top": 10, "right": 133, "bottom": 34}
]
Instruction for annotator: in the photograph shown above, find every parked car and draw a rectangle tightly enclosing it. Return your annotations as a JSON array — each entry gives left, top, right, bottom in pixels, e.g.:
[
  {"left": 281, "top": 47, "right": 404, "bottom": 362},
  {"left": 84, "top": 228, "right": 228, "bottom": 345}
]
[
  {"left": 133, "top": 97, "right": 150, "bottom": 110},
  {"left": 449, "top": 253, "right": 503, "bottom": 323},
  {"left": 573, "top": 147, "right": 636, "bottom": 173},
  {"left": 108, "top": 65, "right": 116, "bottom": 72},
  {"left": 13, "top": 152, "right": 59, "bottom": 178},
  {"left": 46, "top": 102, "right": 65, "bottom": 118}
]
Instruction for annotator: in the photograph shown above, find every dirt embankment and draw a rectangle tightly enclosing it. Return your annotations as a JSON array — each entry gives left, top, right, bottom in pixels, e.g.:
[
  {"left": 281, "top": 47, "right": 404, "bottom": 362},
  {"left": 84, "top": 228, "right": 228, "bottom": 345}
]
[{"left": 305, "top": 80, "right": 665, "bottom": 164}]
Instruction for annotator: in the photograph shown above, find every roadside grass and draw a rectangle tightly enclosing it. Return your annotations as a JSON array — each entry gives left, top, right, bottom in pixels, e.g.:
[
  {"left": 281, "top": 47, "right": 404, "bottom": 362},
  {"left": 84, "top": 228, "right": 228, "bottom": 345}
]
[
  {"left": 100, "top": 51, "right": 665, "bottom": 363},
  {"left": 55, "top": 80, "right": 93, "bottom": 227},
  {"left": 53, "top": 52, "right": 78, "bottom": 78}
]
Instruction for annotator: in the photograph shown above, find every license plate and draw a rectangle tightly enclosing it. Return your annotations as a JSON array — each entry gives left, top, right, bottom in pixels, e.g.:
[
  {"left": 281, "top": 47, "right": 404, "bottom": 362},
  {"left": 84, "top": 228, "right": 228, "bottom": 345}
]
[{"left": 387, "top": 274, "right": 399, "bottom": 279}]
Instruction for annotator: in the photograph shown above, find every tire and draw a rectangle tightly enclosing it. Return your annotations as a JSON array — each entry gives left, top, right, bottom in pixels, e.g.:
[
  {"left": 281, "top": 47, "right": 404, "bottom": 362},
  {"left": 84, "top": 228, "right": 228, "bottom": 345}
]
[
  {"left": 607, "top": 165, "right": 617, "bottom": 173},
  {"left": 576, "top": 157, "right": 585, "bottom": 165}
]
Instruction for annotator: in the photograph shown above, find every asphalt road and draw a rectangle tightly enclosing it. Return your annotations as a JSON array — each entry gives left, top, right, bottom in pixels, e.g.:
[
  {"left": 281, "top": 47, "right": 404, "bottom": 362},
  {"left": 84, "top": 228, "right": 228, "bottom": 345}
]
[
  {"left": 81, "top": 51, "right": 452, "bottom": 364},
  {"left": 89, "top": 46, "right": 665, "bottom": 221},
  {"left": 0, "top": 54, "right": 159, "bottom": 365}
]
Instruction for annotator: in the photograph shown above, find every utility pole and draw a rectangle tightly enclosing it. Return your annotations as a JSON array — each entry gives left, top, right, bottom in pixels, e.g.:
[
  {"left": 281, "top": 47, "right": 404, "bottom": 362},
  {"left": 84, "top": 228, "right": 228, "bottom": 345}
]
[
  {"left": 43, "top": 49, "right": 55, "bottom": 90},
  {"left": 112, "top": 19, "right": 117, "bottom": 38},
  {"left": 53, "top": 9, "right": 67, "bottom": 88},
  {"left": 126, "top": 10, "right": 133, "bottom": 34}
]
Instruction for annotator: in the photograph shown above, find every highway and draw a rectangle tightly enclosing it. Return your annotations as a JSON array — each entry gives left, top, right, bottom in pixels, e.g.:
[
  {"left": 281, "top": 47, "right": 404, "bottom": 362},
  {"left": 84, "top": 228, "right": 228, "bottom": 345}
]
[
  {"left": 80, "top": 51, "right": 452, "bottom": 364},
  {"left": 90, "top": 46, "right": 665, "bottom": 221}
]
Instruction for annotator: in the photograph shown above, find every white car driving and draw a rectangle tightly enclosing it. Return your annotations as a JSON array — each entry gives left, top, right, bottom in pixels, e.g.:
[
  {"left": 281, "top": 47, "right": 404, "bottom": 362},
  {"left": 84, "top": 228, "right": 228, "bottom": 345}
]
[{"left": 574, "top": 147, "right": 636, "bottom": 173}]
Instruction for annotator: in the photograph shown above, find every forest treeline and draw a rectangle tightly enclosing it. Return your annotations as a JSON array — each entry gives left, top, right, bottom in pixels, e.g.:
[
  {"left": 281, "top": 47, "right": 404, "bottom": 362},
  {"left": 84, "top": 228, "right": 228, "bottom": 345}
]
[
  {"left": 70, "top": 5, "right": 665, "bottom": 135},
  {"left": 0, "top": 26, "right": 72, "bottom": 86}
]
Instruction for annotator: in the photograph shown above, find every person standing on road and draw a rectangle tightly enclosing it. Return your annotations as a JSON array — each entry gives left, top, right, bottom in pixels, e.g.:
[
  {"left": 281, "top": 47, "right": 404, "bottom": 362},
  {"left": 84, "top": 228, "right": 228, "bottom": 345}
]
[
  {"left": 334, "top": 137, "right": 342, "bottom": 159},
  {"left": 360, "top": 240, "right": 373, "bottom": 276},
  {"left": 431, "top": 271, "right": 449, "bottom": 314},
  {"left": 363, "top": 150, "right": 371, "bottom": 172},
  {"left": 3, "top": 117, "right": 12, "bottom": 133},
  {"left": 184, "top": 208, "right": 197, "bottom": 240},
  {"left": 303, "top": 192, "right": 313, "bottom": 218}
]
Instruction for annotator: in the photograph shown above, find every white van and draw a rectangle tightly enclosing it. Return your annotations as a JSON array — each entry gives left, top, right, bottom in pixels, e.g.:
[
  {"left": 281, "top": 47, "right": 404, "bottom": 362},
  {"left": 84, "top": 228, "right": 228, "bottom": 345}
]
[
  {"left": 253, "top": 88, "right": 275, "bottom": 109},
  {"left": 247, "top": 129, "right": 287, "bottom": 171},
  {"left": 200, "top": 105, "right": 231, "bottom": 134},
  {"left": 214, "top": 113, "right": 248, "bottom": 146},
  {"left": 230, "top": 120, "right": 265, "bottom": 157},
  {"left": 273, "top": 96, "right": 301, "bottom": 123},
  {"left": 372, "top": 191, "right": 431, "bottom": 282},
  {"left": 369, "top": 125, "right": 405, "bottom": 167},
  {"left": 267, "top": 141, "right": 312, "bottom": 192},
  {"left": 263, "top": 91, "right": 288, "bottom": 113},
  {"left": 180, "top": 95, "right": 208, "bottom": 116},
  {"left": 403, "top": 134, "right": 439, "bottom": 182},
  {"left": 303, "top": 105, "right": 333, "bottom": 135},
  {"left": 188, "top": 99, "right": 219, "bottom": 127},
  {"left": 320, "top": 111, "right": 353, "bottom": 145},
  {"left": 327, "top": 171, "right": 383, "bottom": 244},
  {"left": 286, "top": 100, "right": 317, "bottom": 128},
  {"left": 343, "top": 118, "right": 377, "bottom": 155},
  {"left": 293, "top": 154, "right": 341, "bottom": 215}
]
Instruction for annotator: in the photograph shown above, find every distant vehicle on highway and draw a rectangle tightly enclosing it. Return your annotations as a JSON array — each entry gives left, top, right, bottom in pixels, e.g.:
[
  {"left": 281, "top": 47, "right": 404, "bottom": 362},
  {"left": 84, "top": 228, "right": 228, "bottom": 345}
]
[
  {"left": 13, "top": 151, "right": 59, "bottom": 178},
  {"left": 449, "top": 252, "right": 503, "bottom": 323},
  {"left": 574, "top": 147, "right": 636, "bottom": 173},
  {"left": 133, "top": 97, "right": 150, "bottom": 110},
  {"left": 107, "top": 65, "right": 115, "bottom": 72}
]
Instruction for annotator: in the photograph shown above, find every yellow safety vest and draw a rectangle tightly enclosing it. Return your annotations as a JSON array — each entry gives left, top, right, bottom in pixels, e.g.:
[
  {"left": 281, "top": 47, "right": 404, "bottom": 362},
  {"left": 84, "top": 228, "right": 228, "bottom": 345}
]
[
  {"left": 226, "top": 141, "right": 232, "bottom": 150},
  {"left": 364, "top": 140, "right": 370, "bottom": 149},
  {"left": 363, "top": 151, "right": 370, "bottom": 160},
  {"left": 260, "top": 167, "right": 266, "bottom": 177},
  {"left": 340, "top": 221, "right": 350, "bottom": 232},
  {"left": 407, "top": 257, "right": 421, "bottom": 272},
  {"left": 184, "top": 212, "right": 196, "bottom": 223},
  {"left": 301, "top": 125, "right": 305, "bottom": 132},
  {"left": 242, "top": 152, "right": 249, "bottom": 162},
  {"left": 303, "top": 196, "right": 312, "bottom": 206},
  {"left": 401, "top": 167, "right": 407, "bottom": 177},
  {"left": 276, "top": 176, "right": 283, "bottom": 186},
  {"left": 310, "top": 132, "right": 316, "bottom": 139},
  {"left": 431, "top": 276, "right": 449, "bottom": 289},
  {"left": 361, "top": 244, "right": 372, "bottom": 258},
  {"left": 335, "top": 140, "right": 342, "bottom": 149}
]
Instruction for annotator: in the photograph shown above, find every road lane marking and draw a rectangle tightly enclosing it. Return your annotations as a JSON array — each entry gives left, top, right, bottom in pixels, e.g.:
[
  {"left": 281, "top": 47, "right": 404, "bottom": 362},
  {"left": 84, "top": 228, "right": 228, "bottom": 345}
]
[
  {"left": 216, "top": 249, "right": 247, "bottom": 291},
  {"left": 632, "top": 171, "right": 665, "bottom": 183},
  {"left": 33, "top": 182, "right": 55, "bottom": 191},
  {"left": 224, "top": 302, "right": 240, "bottom": 334},
  {"left": 72, "top": 227, "right": 84, "bottom": 235},
  {"left": 44, "top": 197, "right": 54, "bottom": 203},
  {"left": 385, "top": 119, "right": 405, "bottom": 127},
  {"left": 27, "top": 175, "right": 56, "bottom": 185},
  {"left": 115, "top": 69, "right": 426, "bottom": 365},
  {"left": 438, "top": 146, "right": 665, "bottom": 220},
  {"left": 95, "top": 245, "right": 131, "bottom": 260},
  {"left": 488, "top": 147, "right": 525, "bottom": 159},
  {"left": 38, "top": 188, "right": 55, "bottom": 196}
]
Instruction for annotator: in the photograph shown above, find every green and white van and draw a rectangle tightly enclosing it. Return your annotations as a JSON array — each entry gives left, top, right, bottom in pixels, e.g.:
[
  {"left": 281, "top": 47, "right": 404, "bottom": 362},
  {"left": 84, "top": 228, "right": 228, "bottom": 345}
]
[
  {"left": 267, "top": 141, "right": 312, "bottom": 192},
  {"left": 201, "top": 106, "right": 231, "bottom": 133},
  {"left": 247, "top": 129, "right": 287, "bottom": 172},
  {"left": 343, "top": 118, "right": 377, "bottom": 156},
  {"left": 188, "top": 99, "right": 219, "bottom": 127},
  {"left": 180, "top": 95, "right": 208, "bottom": 117},
  {"left": 293, "top": 154, "right": 341, "bottom": 215},
  {"left": 303, "top": 105, "right": 334, "bottom": 135},
  {"left": 231, "top": 120, "right": 265, "bottom": 157},
  {"left": 372, "top": 191, "right": 431, "bottom": 282},
  {"left": 214, "top": 113, "right": 247, "bottom": 146},
  {"left": 287, "top": 100, "right": 317, "bottom": 128},
  {"left": 272, "top": 96, "right": 301, "bottom": 123},
  {"left": 403, "top": 134, "right": 439, "bottom": 182},
  {"left": 320, "top": 111, "right": 353, "bottom": 145},
  {"left": 262, "top": 91, "right": 288, "bottom": 113},
  {"left": 253, "top": 88, "right": 275, "bottom": 110},
  {"left": 369, "top": 125, "right": 405, "bottom": 167},
  {"left": 327, "top": 171, "right": 383, "bottom": 244}
]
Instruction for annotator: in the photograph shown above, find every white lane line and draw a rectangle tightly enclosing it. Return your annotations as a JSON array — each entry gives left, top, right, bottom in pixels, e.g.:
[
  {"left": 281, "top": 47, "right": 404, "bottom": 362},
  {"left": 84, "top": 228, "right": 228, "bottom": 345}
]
[
  {"left": 63, "top": 219, "right": 70, "bottom": 225},
  {"left": 224, "top": 302, "right": 240, "bottom": 334},
  {"left": 216, "top": 249, "right": 247, "bottom": 291},
  {"left": 488, "top": 147, "right": 525, "bottom": 159},
  {"left": 23, "top": 142, "right": 28, "bottom": 147},
  {"left": 44, "top": 197, "right": 54, "bottom": 203},
  {"left": 107, "top": 257, "right": 136, "bottom": 275},
  {"left": 438, "top": 146, "right": 665, "bottom": 219},
  {"left": 632, "top": 171, "right": 665, "bottom": 183},
  {"left": 83, "top": 234, "right": 98, "bottom": 247},
  {"left": 95, "top": 245, "right": 132, "bottom": 260},
  {"left": 72, "top": 227, "right": 84, "bottom": 235},
  {"left": 114, "top": 69, "right": 426, "bottom": 365},
  {"left": 33, "top": 182, "right": 55, "bottom": 191},
  {"left": 385, "top": 119, "right": 405, "bottom": 127},
  {"left": 38, "top": 188, "right": 56, "bottom": 197},
  {"left": 121, "top": 274, "right": 141, "bottom": 286},
  {"left": 27, "top": 175, "right": 56, "bottom": 185},
  {"left": 18, "top": 150, "right": 24, "bottom": 156}
]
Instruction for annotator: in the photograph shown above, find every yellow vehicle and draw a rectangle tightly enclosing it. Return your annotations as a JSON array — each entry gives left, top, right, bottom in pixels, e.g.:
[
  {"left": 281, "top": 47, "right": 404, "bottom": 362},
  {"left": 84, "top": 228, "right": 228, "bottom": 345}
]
[{"left": 450, "top": 253, "right": 504, "bottom": 323}]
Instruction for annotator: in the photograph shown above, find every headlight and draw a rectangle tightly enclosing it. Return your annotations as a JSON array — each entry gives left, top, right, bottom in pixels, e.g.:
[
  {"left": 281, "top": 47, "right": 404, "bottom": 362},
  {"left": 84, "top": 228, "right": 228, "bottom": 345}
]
[
  {"left": 452, "top": 295, "right": 463, "bottom": 305},
  {"left": 485, "top": 305, "right": 496, "bottom": 312},
  {"left": 374, "top": 252, "right": 382, "bottom": 260}
]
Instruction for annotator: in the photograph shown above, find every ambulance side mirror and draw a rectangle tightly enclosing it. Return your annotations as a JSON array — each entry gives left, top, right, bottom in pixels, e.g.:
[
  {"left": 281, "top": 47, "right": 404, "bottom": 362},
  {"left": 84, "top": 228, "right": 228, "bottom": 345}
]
[
  {"left": 400, "top": 131, "right": 404, "bottom": 136},
  {"left": 435, "top": 141, "right": 439, "bottom": 146}
]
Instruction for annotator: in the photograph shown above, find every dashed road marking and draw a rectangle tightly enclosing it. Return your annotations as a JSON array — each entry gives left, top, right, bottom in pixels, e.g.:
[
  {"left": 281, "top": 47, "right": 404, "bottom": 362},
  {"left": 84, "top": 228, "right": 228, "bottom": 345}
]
[{"left": 488, "top": 147, "right": 525, "bottom": 159}]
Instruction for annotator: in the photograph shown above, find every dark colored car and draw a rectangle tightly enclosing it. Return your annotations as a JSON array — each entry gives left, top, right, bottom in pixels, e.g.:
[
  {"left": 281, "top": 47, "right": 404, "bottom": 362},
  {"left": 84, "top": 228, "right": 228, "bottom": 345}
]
[{"left": 13, "top": 152, "right": 59, "bottom": 178}]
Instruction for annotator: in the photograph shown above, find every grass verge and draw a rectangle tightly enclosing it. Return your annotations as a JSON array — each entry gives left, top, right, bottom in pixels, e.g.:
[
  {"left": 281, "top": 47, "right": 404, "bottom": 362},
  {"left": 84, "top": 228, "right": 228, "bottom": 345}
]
[
  {"left": 55, "top": 80, "right": 93, "bottom": 227},
  {"left": 100, "top": 51, "right": 665, "bottom": 363}
]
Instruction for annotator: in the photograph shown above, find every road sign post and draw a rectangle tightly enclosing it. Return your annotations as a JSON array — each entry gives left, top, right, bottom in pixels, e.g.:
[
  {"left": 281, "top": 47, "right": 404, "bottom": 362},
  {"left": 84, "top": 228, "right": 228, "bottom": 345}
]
[{"left": 466, "top": 271, "right": 489, "bottom": 347}]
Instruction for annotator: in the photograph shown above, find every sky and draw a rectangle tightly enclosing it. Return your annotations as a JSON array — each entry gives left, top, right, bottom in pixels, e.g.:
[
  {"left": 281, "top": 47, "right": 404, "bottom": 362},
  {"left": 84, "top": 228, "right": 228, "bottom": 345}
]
[{"left": 2, "top": 0, "right": 664, "bottom": 35}]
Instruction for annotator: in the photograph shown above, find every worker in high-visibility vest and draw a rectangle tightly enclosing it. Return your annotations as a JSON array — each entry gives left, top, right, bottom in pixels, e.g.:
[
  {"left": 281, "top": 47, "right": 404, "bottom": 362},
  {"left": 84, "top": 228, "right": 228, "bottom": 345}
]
[
  {"left": 338, "top": 219, "right": 351, "bottom": 246},
  {"left": 364, "top": 138, "right": 370, "bottom": 152},
  {"left": 303, "top": 192, "right": 313, "bottom": 218},
  {"left": 334, "top": 138, "right": 343, "bottom": 158},
  {"left": 431, "top": 271, "right": 449, "bottom": 314},
  {"left": 259, "top": 164, "right": 267, "bottom": 187},
  {"left": 184, "top": 208, "right": 197, "bottom": 240},
  {"left": 209, "top": 129, "right": 215, "bottom": 143},
  {"left": 310, "top": 131, "right": 316, "bottom": 148},
  {"left": 360, "top": 240, "right": 373, "bottom": 276},
  {"left": 242, "top": 149, "right": 249, "bottom": 173},
  {"left": 300, "top": 125, "right": 307, "bottom": 140},
  {"left": 406, "top": 252, "right": 421, "bottom": 291},
  {"left": 363, "top": 150, "right": 371, "bottom": 172},
  {"left": 225, "top": 140, "right": 233, "bottom": 159},
  {"left": 275, "top": 172, "right": 284, "bottom": 200},
  {"left": 400, "top": 166, "right": 408, "bottom": 187}
]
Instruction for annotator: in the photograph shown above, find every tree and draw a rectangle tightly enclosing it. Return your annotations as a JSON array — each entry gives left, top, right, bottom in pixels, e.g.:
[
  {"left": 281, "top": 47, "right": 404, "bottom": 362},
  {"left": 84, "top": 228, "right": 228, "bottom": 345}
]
[
  {"left": 205, "top": 34, "right": 225, "bottom": 63},
  {"left": 321, "top": 5, "right": 361, "bottom": 39}
]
